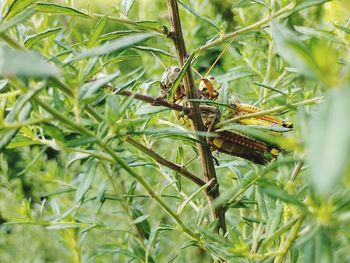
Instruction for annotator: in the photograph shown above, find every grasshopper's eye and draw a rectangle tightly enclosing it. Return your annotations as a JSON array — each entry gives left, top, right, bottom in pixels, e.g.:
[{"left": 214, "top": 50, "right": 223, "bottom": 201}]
[{"left": 174, "top": 67, "right": 181, "bottom": 72}]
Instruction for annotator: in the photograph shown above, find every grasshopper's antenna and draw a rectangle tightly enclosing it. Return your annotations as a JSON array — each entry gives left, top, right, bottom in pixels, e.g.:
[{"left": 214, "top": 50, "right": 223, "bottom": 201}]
[
  {"left": 151, "top": 52, "right": 167, "bottom": 70},
  {"left": 205, "top": 39, "right": 234, "bottom": 78},
  {"left": 192, "top": 66, "right": 203, "bottom": 79}
]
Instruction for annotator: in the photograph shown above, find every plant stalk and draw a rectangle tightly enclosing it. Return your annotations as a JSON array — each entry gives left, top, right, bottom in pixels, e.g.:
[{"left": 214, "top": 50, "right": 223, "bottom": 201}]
[
  {"left": 125, "top": 136, "right": 206, "bottom": 187},
  {"left": 167, "top": 0, "right": 226, "bottom": 233}
]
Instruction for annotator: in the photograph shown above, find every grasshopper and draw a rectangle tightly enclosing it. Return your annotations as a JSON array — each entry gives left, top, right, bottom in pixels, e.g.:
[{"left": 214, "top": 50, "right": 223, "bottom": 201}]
[
  {"left": 228, "top": 95, "right": 293, "bottom": 129},
  {"left": 160, "top": 67, "right": 290, "bottom": 164}
]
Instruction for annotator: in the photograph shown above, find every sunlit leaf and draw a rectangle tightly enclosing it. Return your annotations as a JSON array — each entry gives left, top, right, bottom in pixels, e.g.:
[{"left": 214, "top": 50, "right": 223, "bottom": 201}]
[
  {"left": 87, "top": 16, "right": 108, "bottom": 48},
  {"left": 132, "top": 45, "right": 175, "bottom": 57},
  {"left": 334, "top": 24, "right": 350, "bottom": 35},
  {"left": 169, "top": 51, "right": 196, "bottom": 100},
  {"left": 121, "top": 0, "right": 136, "bottom": 16},
  {"left": 99, "top": 30, "right": 146, "bottom": 42},
  {"left": 75, "top": 163, "right": 97, "bottom": 202},
  {"left": 0, "top": 8, "right": 35, "bottom": 34},
  {"left": 3, "top": 0, "right": 37, "bottom": 19},
  {"left": 0, "top": 47, "right": 60, "bottom": 77},
  {"left": 308, "top": 87, "right": 350, "bottom": 196},
  {"left": 79, "top": 71, "right": 120, "bottom": 101},
  {"left": 177, "top": 0, "right": 220, "bottom": 31},
  {"left": 34, "top": 2, "right": 89, "bottom": 17},
  {"left": 24, "top": 28, "right": 62, "bottom": 48},
  {"left": 72, "top": 32, "right": 156, "bottom": 61},
  {"left": 271, "top": 21, "right": 321, "bottom": 80},
  {"left": 258, "top": 181, "right": 306, "bottom": 209}
]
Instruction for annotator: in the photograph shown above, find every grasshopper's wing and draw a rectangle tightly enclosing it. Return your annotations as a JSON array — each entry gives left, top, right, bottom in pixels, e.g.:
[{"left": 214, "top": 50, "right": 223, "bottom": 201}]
[{"left": 210, "top": 131, "right": 280, "bottom": 165}]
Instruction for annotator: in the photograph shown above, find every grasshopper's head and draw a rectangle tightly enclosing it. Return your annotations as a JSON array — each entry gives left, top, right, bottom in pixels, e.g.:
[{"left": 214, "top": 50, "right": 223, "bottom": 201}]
[
  {"left": 229, "top": 95, "right": 241, "bottom": 109},
  {"left": 160, "top": 66, "right": 181, "bottom": 96},
  {"left": 199, "top": 76, "right": 219, "bottom": 100}
]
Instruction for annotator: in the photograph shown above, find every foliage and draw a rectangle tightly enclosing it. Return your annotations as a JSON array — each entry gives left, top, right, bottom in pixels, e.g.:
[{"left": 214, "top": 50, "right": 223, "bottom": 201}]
[{"left": 0, "top": 0, "right": 350, "bottom": 262}]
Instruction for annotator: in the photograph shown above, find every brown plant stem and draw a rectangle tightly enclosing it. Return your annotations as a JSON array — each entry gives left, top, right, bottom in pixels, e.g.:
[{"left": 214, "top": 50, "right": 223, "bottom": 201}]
[
  {"left": 167, "top": 0, "right": 226, "bottom": 233},
  {"left": 118, "top": 90, "right": 191, "bottom": 114},
  {"left": 125, "top": 136, "right": 206, "bottom": 187}
]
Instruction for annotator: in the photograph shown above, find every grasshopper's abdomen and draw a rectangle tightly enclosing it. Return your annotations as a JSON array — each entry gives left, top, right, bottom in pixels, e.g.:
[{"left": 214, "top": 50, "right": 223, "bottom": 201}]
[
  {"left": 210, "top": 131, "right": 280, "bottom": 164},
  {"left": 234, "top": 102, "right": 294, "bottom": 129}
]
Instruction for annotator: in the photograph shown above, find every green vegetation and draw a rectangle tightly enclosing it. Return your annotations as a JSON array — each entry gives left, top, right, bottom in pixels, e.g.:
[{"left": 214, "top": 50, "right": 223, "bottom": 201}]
[{"left": 0, "top": 0, "right": 350, "bottom": 262}]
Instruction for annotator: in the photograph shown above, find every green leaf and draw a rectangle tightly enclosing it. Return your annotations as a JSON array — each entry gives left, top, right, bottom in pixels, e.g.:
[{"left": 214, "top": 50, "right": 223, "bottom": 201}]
[
  {"left": 121, "top": 0, "right": 136, "bottom": 16},
  {"left": 34, "top": 2, "right": 89, "bottom": 18},
  {"left": 130, "top": 206, "right": 151, "bottom": 239},
  {"left": 67, "top": 153, "right": 90, "bottom": 167},
  {"left": 3, "top": 0, "right": 37, "bottom": 19},
  {"left": 271, "top": 21, "right": 320, "bottom": 80},
  {"left": 0, "top": 79, "right": 8, "bottom": 90},
  {"left": 303, "top": 228, "right": 334, "bottom": 263},
  {"left": 72, "top": 32, "right": 156, "bottom": 61},
  {"left": 87, "top": 16, "right": 108, "bottom": 48},
  {"left": 215, "top": 66, "right": 256, "bottom": 83},
  {"left": 99, "top": 30, "right": 146, "bottom": 42},
  {"left": 334, "top": 24, "right": 350, "bottom": 35},
  {"left": 0, "top": 87, "right": 43, "bottom": 150},
  {"left": 65, "top": 136, "right": 98, "bottom": 147},
  {"left": 24, "top": 28, "right": 62, "bottom": 49},
  {"left": 79, "top": 71, "right": 120, "bottom": 101},
  {"left": 105, "top": 95, "right": 123, "bottom": 125},
  {"left": 287, "top": 0, "right": 331, "bottom": 16},
  {"left": 131, "top": 214, "right": 149, "bottom": 225},
  {"left": 253, "top": 83, "right": 288, "bottom": 96},
  {"left": 0, "top": 8, "right": 35, "bottom": 34},
  {"left": 219, "top": 123, "right": 292, "bottom": 133},
  {"left": 75, "top": 163, "right": 97, "bottom": 202},
  {"left": 294, "top": 26, "right": 342, "bottom": 44},
  {"left": 42, "top": 123, "right": 65, "bottom": 142},
  {"left": 46, "top": 223, "right": 81, "bottom": 230},
  {"left": 132, "top": 46, "right": 175, "bottom": 57},
  {"left": 169, "top": 51, "right": 197, "bottom": 100},
  {"left": 177, "top": 181, "right": 210, "bottom": 215},
  {"left": 177, "top": 0, "right": 220, "bottom": 31},
  {"left": 308, "top": 87, "right": 350, "bottom": 196},
  {"left": 6, "top": 136, "right": 44, "bottom": 149},
  {"left": 0, "top": 47, "right": 60, "bottom": 77},
  {"left": 258, "top": 181, "right": 306, "bottom": 209}
]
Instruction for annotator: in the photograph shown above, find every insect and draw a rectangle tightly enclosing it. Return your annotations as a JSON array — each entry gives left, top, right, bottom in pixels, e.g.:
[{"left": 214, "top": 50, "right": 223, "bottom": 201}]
[
  {"left": 229, "top": 95, "right": 293, "bottom": 129},
  {"left": 160, "top": 66, "right": 186, "bottom": 103},
  {"left": 159, "top": 67, "right": 290, "bottom": 164}
]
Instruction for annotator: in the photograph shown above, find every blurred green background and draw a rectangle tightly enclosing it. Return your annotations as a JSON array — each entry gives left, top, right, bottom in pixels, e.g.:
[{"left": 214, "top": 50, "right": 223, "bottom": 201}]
[{"left": 0, "top": 0, "right": 350, "bottom": 262}]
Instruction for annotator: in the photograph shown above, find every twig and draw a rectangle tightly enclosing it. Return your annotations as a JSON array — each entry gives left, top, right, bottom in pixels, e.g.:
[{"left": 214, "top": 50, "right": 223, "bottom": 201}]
[
  {"left": 274, "top": 215, "right": 305, "bottom": 263},
  {"left": 197, "top": 3, "right": 295, "bottom": 54},
  {"left": 118, "top": 90, "right": 191, "bottom": 114},
  {"left": 167, "top": 0, "right": 226, "bottom": 233},
  {"left": 125, "top": 136, "right": 206, "bottom": 187}
]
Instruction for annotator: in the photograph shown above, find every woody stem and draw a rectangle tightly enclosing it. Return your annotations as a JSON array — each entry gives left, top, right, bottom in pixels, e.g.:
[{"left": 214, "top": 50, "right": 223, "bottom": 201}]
[{"left": 167, "top": 0, "right": 226, "bottom": 234}]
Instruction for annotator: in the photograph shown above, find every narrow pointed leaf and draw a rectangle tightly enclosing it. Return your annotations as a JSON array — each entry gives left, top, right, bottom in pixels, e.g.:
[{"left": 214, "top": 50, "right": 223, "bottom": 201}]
[{"left": 72, "top": 32, "right": 156, "bottom": 61}]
